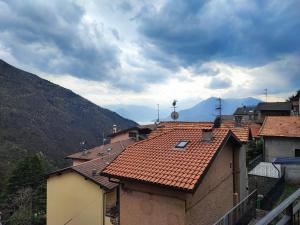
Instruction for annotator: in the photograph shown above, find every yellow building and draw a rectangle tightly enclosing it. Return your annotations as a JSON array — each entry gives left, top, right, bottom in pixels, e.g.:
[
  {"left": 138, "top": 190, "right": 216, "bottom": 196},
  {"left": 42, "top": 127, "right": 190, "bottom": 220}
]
[{"left": 47, "top": 157, "right": 119, "bottom": 225}]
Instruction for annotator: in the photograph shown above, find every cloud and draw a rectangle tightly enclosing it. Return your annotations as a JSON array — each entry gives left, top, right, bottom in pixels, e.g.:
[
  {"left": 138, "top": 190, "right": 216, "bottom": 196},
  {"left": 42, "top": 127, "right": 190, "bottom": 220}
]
[
  {"left": 137, "top": 0, "right": 300, "bottom": 68},
  {"left": 0, "top": 0, "right": 120, "bottom": 81},
  {"left": 208, "top": 76, "right": 232, "bottom": 89},
  {"left": 0, "top": 0, "right": 298, "bottom": 105}
]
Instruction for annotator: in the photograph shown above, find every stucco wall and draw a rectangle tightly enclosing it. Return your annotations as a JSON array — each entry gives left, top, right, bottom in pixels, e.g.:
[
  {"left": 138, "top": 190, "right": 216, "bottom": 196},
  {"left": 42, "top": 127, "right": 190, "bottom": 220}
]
[
  {"left": 185, "top": 144, "right": 235, "bottom": 225},
  {"left": 119, "top": 142, "right": 239, "bottom": 225},
  {"left": 264, "top": 137, "right": 300, "bottom": 162},
  {"left": 47, "top": 172, "right": 106, "bottom": 225},
  {"left": 119, "top": 183, "right": 186, "bottom": 225}
]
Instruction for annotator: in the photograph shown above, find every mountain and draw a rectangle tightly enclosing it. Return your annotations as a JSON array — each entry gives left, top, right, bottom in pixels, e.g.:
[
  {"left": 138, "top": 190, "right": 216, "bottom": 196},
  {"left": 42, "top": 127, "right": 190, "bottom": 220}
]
[
  {"left": 106, "top": 104, "right": 169, "bottom": 123},
  {"left": 0, "top": 59, "right": 137, "bottom": 180},
  {"left": 166, "top": 97, "right": 261, "bottom": 121}
]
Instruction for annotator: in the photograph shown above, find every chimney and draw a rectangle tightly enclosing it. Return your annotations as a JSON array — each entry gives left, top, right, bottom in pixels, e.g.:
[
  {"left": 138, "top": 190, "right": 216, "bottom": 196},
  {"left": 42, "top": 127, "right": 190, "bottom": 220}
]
[
  {"left": 92, "top": 169, "right": 97, "bottom": 177},
  {"left": 112, "top": 124, "right": 117, "bottom": 134},
  {"left": 202, "top": 128, "right": 213, "bottom": 142}
]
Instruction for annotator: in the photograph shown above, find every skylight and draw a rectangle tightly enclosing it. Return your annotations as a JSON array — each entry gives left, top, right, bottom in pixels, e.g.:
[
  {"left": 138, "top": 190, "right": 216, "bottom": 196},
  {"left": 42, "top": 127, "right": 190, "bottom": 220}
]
[{"left": 175, "top": 140, "right": 189, "bottom": 148}]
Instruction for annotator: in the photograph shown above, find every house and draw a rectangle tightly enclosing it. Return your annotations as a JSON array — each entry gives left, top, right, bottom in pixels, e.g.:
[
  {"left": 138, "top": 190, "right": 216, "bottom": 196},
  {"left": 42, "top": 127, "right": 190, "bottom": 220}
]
[
  {"left": 259, "top": 116, "right": 300, "bottom": 161},
  {"left": 255, "top": 102, "right": 292, "bottom": 123},
  {"left": 290, "top": 93, "right": 300, "bottom": 115},
  {"left": 66, "top": 139, "right": 136, "bottom": 166},
  {"left": 153, "top": 121, "right": 251, "bottom": 200},
  {"left": 259, "top": 116, "right": 300, "bottom": 184},
  {"left": 47, "top": 157, "right": 119, "bottom": 225},
  {"left": 108, "top": 124, "right": 155, "bottom": 143},
  {"left": 47, "top": 138, "right": 137, "bottom": 225},
  {"left": 234, "top": 106, "right": 257, "bottom": 122},
  {"left": 102, "top": 127, "right": 242, "bottom": 225}
]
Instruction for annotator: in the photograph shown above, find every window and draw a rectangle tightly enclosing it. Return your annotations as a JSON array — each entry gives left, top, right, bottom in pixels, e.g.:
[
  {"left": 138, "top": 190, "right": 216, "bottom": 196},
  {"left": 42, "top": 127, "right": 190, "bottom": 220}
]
[
  {"left": 175, "top": 140, "right": 189, "bottom": 149},
  {"left": 295, "top": 149, "right": 300, "bottom": 157}
]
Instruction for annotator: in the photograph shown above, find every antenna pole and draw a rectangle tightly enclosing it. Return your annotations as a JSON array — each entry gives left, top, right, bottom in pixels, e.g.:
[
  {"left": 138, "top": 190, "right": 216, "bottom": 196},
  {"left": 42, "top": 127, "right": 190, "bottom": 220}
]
[
  {"left": 216, "top": 98, "right": 222, "bottom": 124},
  {"left": 157, "top": 104, "right": 160, "bottom": 123}
]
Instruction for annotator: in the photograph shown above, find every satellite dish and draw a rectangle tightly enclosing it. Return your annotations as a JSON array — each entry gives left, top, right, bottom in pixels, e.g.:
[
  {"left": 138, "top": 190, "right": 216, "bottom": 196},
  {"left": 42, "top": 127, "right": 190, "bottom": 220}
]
[{"left": 171, "top": 111, "right": 179, "bottom": 120}]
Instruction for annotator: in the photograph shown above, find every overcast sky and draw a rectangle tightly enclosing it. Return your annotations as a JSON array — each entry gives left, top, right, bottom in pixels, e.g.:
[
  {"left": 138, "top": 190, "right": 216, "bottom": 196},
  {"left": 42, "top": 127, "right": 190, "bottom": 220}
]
[{"left": 0, "top": 0, "right": 299, "bottom": 108}]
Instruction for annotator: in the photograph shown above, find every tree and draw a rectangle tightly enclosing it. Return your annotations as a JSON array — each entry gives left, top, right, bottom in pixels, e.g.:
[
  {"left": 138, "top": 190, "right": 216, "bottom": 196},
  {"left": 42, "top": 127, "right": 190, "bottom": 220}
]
[
  {"left": 2, "top": 152, "right": 50, "bottom": 225},
  {"left": 288, "top": 90, "right": 300, "bottom": 101}
]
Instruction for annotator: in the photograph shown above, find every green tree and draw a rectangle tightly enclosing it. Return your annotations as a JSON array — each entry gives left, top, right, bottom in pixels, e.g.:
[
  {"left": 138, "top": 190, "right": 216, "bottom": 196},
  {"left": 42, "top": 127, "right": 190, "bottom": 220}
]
[
  {"left": 3, "top": 152, "right": 50, "bottom": 225},
  {"left": 288, "top": 89, "right": 300, "bottom": 101}
]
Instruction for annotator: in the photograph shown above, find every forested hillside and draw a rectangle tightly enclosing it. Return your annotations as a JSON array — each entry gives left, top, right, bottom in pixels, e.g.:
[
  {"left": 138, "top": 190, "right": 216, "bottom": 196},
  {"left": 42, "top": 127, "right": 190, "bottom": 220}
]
[{"left": 0, "top": 59, "right": 137, "bottom": 189}]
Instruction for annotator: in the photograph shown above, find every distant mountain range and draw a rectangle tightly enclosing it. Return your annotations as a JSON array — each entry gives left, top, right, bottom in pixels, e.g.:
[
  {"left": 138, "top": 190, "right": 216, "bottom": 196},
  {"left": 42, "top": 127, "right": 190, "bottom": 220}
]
[
  {"left": 0, "top": 59, "right": 136, "bottom": 184},
  {"left": 170, "top": 97, "right": 261, "bottom": 121},
  {"left": 108, "top": 97, "right": 261, "bottom": 123}
]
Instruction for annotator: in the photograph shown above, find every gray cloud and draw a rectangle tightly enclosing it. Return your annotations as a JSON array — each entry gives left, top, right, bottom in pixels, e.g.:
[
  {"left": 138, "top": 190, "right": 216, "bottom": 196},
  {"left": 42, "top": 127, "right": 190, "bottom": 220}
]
[
  {"left": 0, "top": 0, "right": 120, "bottom": 81},
  {"left": 137, "top": 0, "right": 300, "bottom": 68}
]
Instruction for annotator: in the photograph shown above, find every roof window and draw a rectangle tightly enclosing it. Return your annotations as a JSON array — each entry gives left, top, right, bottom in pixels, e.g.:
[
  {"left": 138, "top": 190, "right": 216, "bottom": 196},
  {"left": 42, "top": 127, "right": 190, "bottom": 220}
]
[{"left": 175, "top": 140, "right": 189, "bottom": 149}]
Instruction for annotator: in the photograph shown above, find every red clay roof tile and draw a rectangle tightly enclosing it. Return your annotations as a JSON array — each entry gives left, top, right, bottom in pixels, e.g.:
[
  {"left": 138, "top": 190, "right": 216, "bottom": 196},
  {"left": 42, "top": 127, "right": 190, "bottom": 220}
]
[
  {"left": 102, "top": 128, "right": 238, "bottom": 192},
  {"left": 259, "top": 116, "right": 300, "bottom": 138}
]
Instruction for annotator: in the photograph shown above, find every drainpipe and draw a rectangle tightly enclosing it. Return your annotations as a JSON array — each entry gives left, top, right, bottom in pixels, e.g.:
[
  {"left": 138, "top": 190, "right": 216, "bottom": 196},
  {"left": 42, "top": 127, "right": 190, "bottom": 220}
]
[
  {"left": 103, "top": 191, "right": 106, "bottom": 225},
  {"left": 271, "top": 163, "right": 281, "bottom": 178},
  {"left": 232, "top": 146, "right": 238, "bottom": 205}
]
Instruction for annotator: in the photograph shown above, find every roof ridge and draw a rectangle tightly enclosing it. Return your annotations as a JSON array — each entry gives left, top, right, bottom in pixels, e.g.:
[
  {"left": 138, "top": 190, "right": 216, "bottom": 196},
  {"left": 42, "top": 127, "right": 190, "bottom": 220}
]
[{"left": 127, "top": 128, "right": 175, "bottom": 148}]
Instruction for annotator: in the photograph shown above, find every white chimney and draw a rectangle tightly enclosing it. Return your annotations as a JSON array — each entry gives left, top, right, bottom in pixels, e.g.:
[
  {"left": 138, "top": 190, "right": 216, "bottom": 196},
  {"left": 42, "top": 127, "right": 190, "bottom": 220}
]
[
  {"left": 92, "top": 169, "right": 97, "bottom": 176},
  {"left": 202, "top": 128, "right": 213, "bottom": 142},
  {"left": 112, "top": 124, "right": 117, "bottom": 133}
]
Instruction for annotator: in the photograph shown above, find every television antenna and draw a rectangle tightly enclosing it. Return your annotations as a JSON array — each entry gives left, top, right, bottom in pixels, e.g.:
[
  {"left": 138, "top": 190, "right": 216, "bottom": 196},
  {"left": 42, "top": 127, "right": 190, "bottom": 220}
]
[
  {"left": 215, "top": 97, "right": 222, "bottom": 123},
  {"left": 156, "top": 104, "right": 160, "bottom": 123},
  {"left": 170, "top": 100, "right": 179, "bottom": 121}
]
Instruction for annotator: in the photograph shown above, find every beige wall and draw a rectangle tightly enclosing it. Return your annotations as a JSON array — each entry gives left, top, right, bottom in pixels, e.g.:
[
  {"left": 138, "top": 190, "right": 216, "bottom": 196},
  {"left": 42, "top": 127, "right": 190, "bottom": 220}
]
[
  {"left": 120, "top": 182, "right": 186, "bottom": 225},
  {"left": 47, "top": 172, "right": 108, "bottom": 225},
  {"left": 119, "top": 142, "right": 238, "bottom": 225},
  {"left": 185, "top": 144, "right": 235, "bottom": 225}
]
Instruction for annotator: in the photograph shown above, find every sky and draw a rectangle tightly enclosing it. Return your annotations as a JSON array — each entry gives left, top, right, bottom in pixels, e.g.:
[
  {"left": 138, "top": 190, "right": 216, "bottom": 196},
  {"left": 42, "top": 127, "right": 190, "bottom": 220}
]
[{"left": 0, "top": 0, "right": 299, "bottom": 109}]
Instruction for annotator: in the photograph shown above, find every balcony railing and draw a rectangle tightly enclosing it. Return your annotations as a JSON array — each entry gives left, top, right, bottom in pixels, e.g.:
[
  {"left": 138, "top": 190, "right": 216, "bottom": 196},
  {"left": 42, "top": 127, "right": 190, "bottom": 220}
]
[
  {"left": 256, "top": 188, "right": 300, "bottom": 225},
  {"left": 213, "top": 190, "right": 257, "bottom": 225}
]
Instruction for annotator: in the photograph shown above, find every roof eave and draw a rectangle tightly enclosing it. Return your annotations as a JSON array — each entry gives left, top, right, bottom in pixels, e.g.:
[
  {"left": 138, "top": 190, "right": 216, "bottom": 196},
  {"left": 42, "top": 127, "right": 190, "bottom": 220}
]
[
  {"left": 101, "top": 172, "right": 194, "bottom": 193},
  {"left": 48, "top": 167, "right": 114, "bottom": 191}
]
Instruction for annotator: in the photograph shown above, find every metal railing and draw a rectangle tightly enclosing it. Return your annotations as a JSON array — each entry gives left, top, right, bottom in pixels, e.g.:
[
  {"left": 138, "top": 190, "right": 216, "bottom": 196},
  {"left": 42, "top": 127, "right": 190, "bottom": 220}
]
[
  {"left": 213, "top": 190, "right": 257, "bottom": 225},
  {"left": 248, "top": 154, "right": 263, "bottom": 171},
  {"left": 256, "top": 188, "right": 300, "bottom": 225}
]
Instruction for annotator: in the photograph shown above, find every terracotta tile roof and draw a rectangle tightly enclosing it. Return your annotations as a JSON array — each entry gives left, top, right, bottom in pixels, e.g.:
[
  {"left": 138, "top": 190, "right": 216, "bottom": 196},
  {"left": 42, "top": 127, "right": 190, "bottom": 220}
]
[
  {"left": 220, "top": 122, "right": 251, "bottom": 142},
  {"left": 248, "top": 123, "right": 262, "bottom": 138},
  {"left": 66, "top": 139, "right": 136, "bottom": 160},
  {"left": 148, "top": 121, "right": 213, "bottom": 138},
  {"left": 102, "top": 128, "right": 240, "bottom": 192},
  {"left": 49, "top": 153, "right": 120, "bottom": 190},
  {"left": 259, "top": 116, "right": 300, "bottom": 138}
]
